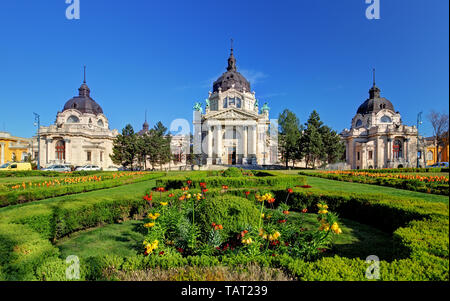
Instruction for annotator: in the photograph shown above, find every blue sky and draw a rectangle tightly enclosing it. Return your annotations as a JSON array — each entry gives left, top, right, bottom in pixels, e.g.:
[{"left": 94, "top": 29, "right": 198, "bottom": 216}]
[{"left": 0, "top": 0, "right": 448, "bottom": 138}]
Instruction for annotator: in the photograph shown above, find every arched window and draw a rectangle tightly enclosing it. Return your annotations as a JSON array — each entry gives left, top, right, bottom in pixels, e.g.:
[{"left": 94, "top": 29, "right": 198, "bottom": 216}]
[
  {"left": 427, "top": 151, "right": 434, "bottom": 161},
  {"left": 380, "top": 115, "right": 392, "bottom": 123},
  {"left": 55, "top": 140, "right": 66, "bottom": 161},
  {"left": 67, "top": 115, "right": 80, "bottom": 123},
  {"left": 97, "top": 119, "right": 104, "bottom": 127},
  {"left": 355, "top": 119, "right": 363, "bottom": 127},
  {"left": 393, "top": 139, "right": 403, "bottom": 159}
]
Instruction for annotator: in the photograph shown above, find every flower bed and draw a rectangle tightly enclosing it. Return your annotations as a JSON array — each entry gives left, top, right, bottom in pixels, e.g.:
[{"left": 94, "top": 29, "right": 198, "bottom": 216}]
[
  {"left": 0, "top": 172, "right": 160, "bottom": 208},
  {"left": 300, "top": 170, "right": 449, "bottom": 196}
]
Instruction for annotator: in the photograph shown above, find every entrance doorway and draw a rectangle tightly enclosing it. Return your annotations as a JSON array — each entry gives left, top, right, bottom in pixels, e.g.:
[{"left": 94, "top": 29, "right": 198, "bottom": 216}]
[{"left": 228, "top": 147, "right": 236, "bottom": 165}]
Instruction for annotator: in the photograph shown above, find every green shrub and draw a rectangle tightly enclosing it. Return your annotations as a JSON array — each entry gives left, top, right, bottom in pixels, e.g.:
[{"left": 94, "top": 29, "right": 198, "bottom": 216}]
[
  {"left": 195, "top": 195, "right": 260, "bottom": 239},
  {"left": 222, "top": 167, "right": 243, "bottom": 177}
]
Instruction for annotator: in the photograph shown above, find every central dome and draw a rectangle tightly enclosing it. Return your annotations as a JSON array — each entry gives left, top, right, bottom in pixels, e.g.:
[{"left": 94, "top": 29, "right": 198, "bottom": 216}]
[
  {"left": 357, "top": 84, "right": 395, "bottom": 115},
  {"left": 63, "top": 81, "right": 104, "bottom": 115},
  {"left": 213, "top": 48, "right": 251, "bottom": 93}
]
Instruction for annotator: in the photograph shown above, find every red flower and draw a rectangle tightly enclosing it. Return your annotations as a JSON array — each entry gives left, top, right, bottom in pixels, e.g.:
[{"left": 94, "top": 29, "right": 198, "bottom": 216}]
[
  {"left": 287, "top": 188, "right": 293, "bottom": 194},
  {"left": 200, "top": 182, "right": 207, "bottom": 188},
  {"left": 278, "top": 219, "right": 287, "bottom": 224},
  {"left": 168, "top": 193, "right": 175, "bottom": 198},
  {"left": 222, "top": 185, "right": 229, "bottom": 190},
  {"left": 283, "top": 210, "right": 290, "bottom": 215},
  {"left": 202, "top": 189, "right": 208, "bottom": 193},
  {"left": 187, "top": 180, "right": 192, "bottom": 185},
  {"left": 302, "top": 208, "right": 308, "bottom": 213},
  {"left": 267, "top": 198, "right": 275, "bottom": 204},
  {"left": 244, "top": 191, "right": 250, "bottom": 196},
  {"left": 159, "top": 251, "right": 165, "bottom": 256},
  {"left": 177, "top": 248, "right": 184, "bottom": 253}
]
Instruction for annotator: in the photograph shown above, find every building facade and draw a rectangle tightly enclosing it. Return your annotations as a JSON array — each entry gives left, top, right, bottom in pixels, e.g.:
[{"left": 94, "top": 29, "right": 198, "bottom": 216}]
[
  {"left": 341, "top": 77, "right": 418, "bottom": 169},
  {"left": 32, "top": 76, "right": 118, "bottom": 169},
  {"left": 194, "top": 46, "right": 277, "bottom": 166},
  {"left": 0, "top": 132, "right": 31, "bottom": 165},
  {"left": 424, "top": 134, "right": 449, "bottom": 166}
]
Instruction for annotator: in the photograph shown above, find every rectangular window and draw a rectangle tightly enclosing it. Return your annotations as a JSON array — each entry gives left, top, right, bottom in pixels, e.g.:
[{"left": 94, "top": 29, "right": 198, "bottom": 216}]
[
  {"left": 357, "top": 152, "right": 360, "bottom": 160},
  {"left": 100, "top": 152, "right": 103, "bottom": 162},
  {"left": 87, "top": 151, "right": 92, "bottom": 161},
  {"left": 369, "top": 151, "right": 373, "bottom": 160}
]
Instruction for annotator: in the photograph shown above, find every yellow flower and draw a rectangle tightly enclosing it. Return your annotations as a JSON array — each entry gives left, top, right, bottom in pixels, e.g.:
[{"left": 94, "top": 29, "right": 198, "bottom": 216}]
[
  {"left": 261, "top": 213, "right": 265, "bottom": 218},
  {"left": 241, "top": 238, "right": 253, "bottom": 245},
  {"left": 144, "top": 222, "right": 155, "bottom": 228},
  {"left": 160, "top": 202, "right": 168, "bottom": 206},
  {"left": 318, "top": 210, "right": 328, "bottom": 215},
  {"left": 148, "top": 213, "right": 161, "bottom": 220},
  {"left": 186, "top": 194, "right": 192, "bottom": 199},
  {"left": 331, "top": 222, "right": 339, "bottom": 231}
]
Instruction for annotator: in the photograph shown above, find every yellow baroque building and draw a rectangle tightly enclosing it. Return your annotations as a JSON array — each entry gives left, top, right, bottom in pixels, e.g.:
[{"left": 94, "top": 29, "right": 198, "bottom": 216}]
[
  {"left": 424, "top": 134, "right": 449, "bottom": 166},
  {"left": 0, "top": 131, "right": 32, "bottom": 165}
]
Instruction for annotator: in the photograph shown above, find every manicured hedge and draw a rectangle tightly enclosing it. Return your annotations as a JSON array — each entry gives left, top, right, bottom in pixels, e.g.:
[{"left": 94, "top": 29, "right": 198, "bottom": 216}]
[
  {"left": 0, "top": 173, "right": 163, "bottom": 208},
  {"left": 156, "top": 174, "right": 306, "bottom": 190}
]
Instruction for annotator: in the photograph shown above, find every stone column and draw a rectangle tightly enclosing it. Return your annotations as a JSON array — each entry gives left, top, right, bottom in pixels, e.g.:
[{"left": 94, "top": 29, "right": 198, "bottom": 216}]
[
  {"left": 252, "top": 125, "right": 257, "bottom": 165},
  {"left": 216, "top": 125, "right": 222, "bottom": 164},
  {"left": 405, "top": 138, "right": 409, "bottom": 163},
  {"left": 207, "top": 125, "right": 213, "bottom": 165},
  {"left": 0, "top": 143, "right": 5, "bottom": 165},
  {"left": 243, "top": 126, "right": 248, "bottom": 164}
]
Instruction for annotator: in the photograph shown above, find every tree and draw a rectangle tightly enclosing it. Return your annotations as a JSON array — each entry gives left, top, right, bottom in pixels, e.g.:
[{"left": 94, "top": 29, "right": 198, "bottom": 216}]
[
  {"left": 302, "top": 111, "right": 324, "bottom": 168},
  {"left": 278, "top": 109, "right": 301, "bottom": 169},
  {"left": 320, "top": 126, "right": 345, "bottom": 164},
  {"left": 302, "top": 123, "right": 323, "bottom": 168},
  {"left": 110, "top": 124, "right": 138, "bottom": 169},
  {"left": 428, "top": 111, "right": 449, "bottom": 164}
]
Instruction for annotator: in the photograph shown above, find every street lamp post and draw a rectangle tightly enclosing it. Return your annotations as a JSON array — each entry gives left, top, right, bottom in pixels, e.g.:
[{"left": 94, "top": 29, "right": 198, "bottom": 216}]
[
  {"left": 33, "top": 113, "right": 41, "bottom": 170},
  {"left": 416, "top": 112, "right": 423, "bottom": 168}
]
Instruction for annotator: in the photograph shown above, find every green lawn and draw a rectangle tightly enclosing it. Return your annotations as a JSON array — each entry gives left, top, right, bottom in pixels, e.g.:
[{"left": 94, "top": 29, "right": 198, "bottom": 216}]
[{"left": 56, "top": 219, "right": 146, "bottom": 259}]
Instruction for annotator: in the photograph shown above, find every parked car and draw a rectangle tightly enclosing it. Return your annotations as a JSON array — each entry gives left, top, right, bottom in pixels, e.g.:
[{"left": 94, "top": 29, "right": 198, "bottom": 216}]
[
  {"left": 75, "top": 165, "right": 102, "bottom": 171},
  {"left": 0, "top": 162, "right": 32, "bottom": 171},
  {"left": 103, "top": 166, "right": 119, "bottom": 171},
  {"left": 118, "top": 166, "right": 130, "bottom": 171},
  {"left": 42, "top": 165, "right": 71, "bottom": 172}
]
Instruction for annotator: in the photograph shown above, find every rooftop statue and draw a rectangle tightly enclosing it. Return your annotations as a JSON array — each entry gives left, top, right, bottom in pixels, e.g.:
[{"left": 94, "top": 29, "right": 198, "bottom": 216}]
[
  {"left": 193, "top": 102, "right": 203, "bottom": 114},
  {"left": 261, "top": 102, "right": 270, "bottom": 114},
  {"left": 254, "top": 99, "right": 259, "bottom": 107},
  {"left": 205, "top": 99, "right": 210, "bottom": 108}
]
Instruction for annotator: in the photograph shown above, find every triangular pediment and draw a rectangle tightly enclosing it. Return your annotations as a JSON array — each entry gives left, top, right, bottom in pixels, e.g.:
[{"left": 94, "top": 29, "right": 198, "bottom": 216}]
[{"left": 204, "top": 108, "right": 259, "bottom": 121}]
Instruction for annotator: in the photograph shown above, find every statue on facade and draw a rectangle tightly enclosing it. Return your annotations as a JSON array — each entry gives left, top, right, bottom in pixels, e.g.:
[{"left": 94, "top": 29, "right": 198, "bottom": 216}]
[
  {"left": 205, "top": 99, "right": 210, "bottom": 108},
  {"left": 254, "top": 99, "right": 259, "bottom": 108},
  {"left": 261, "top": 102, "right": 270, "bottom": 114},
  {"left": 193, "top": 102, "right": 203, "bottom": 114}
]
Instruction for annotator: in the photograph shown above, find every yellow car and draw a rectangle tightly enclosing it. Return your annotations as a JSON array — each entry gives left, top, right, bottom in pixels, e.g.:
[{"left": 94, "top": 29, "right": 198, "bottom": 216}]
[{"left": 0, "top": 162, "right": 32, "bottom": 171}]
